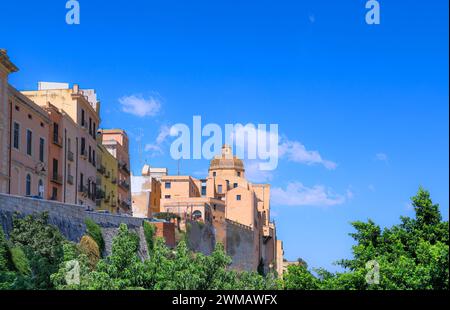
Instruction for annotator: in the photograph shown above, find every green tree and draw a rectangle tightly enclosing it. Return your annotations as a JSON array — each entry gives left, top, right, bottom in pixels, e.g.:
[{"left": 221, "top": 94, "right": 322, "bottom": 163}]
[{"left": 9, "top": 213, "right": 65, "bottom": 289}]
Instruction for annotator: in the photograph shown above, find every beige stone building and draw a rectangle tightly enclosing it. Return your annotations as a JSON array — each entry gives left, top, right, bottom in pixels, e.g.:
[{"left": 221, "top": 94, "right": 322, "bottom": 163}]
[
  {"left": 160, "top": 145, "right": 283, "bottom": 274},
  {"left": 8, "top": 86, "right": 51, "bottom": 198},
  {"left": 0, "top": 50, "right": 17, "bottom": 193},
  {"left": 131, "top": 165, "right": 167, "bottom": 218},
  {"left": 22, "top": 83, "right": 100, "bottom": 209}
]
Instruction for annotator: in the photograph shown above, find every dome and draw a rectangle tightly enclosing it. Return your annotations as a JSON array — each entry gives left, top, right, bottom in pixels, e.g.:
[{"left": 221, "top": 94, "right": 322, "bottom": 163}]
[{"left": 209, "top": 145, "right": 245, "bottom": 172}]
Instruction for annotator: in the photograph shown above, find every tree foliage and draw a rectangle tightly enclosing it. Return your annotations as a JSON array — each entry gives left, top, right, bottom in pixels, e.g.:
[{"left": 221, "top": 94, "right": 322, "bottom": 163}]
[{"left": 282, "top": 187, "right": 449, "bottom": 290}]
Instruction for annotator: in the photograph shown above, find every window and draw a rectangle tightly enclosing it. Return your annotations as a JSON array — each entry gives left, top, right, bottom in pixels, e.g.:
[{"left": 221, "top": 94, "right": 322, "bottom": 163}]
[
  {"left": 53, "top": 123, "right": 59, "bottom": 143},
  {"left": 81, "top": 138, "right": 86, "bottom": 155},
  {"left": 165, "top": 182, "right": 171, "bottom": 189},
  {"left": 93, "top": 122, "right": 96, "bottom": 138},
  {"left": 89, "top": 117, "right": 92, "bottom": 135},
  {"left": 164, "top": 195, "right": 171, "bottom": 199},
  {"left": 26, "top": 174, "right": 31, "bottom": 196},
  {"left": 237, "top": 172, "right": 241, "bottom": 177},
  {"left": 38, "top": 179, "right": 44, "bottom": 198},
  {"left": 51, "top": 187, "right": 58, "bottom": 200},
  {"left": 213, "top": 172, "right": 216, "bottom": 177},
  {"left": 92, "top": 150, "right": 96, "bottom": 166},
  {"left": 53, "top": 159, "right": 58, "bottom": 179},
  {"left": 13, "top": 122, "right": 20, "bottom": 149},
  {"left": 226, "top": 180, "right": 230, "bottom": 188},
  {"left": 26, "top": 129, "right": 32, "bottom": 156},
  {"left": 233, "top": 183, "right": 238, "bottom": 188},
  {"left": 39, "top": 138, "right": 45, "bottom": 162},
  {"left": 88, "top": 145, "right": 92, "bottom": 162},
  {"left": 201, "top": 185, "right": 207, "bottom": 196},
  {"left": 80, "top": 173, "right": 84, "bottom": 191},
  {"left": 237, "top": 195, "right": 242, "bottom": 201},
  {"left": 218, "top": 185, "right": 223, "bottom": 194},
  {"left": 81, "top": 109, "right": 85, "bottom": 126}
]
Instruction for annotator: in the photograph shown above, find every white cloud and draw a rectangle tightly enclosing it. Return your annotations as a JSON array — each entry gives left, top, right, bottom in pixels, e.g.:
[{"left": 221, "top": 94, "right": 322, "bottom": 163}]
[
  {"left": 229, "top": 125, "right": 336, "bottom": 170},
  {"left": 144, "top": 143, "right": 163, "bottom": 155},
  {"left": 156, "top": 125, "right": 171, "bottom": 144},
  {"left": 119, "top": 95, "right": 161, "bottom": 117},
  {"left": 245, "top": 160, "right": 274, "bottom": 183},
  {"left": 272, "top": 182, "right": 347, "bottom": 207},
  {"left": 279, "top": 139, "right": 337, "bottom": 170},
  {"left": 144, "top": 125, "right": 171, "bottom": 156},
  {"left": 375, "top": 153, "right": 388, "bottom": 161}
]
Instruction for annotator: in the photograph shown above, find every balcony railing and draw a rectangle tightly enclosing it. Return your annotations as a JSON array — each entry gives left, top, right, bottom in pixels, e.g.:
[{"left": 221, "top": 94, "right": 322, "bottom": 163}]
[
  {"left": 119, "top": 199, "right": 131, "bottom": 209},
  {"left": 119, "top": 161, "right": 130, "bottom": 175},
  {"left": 67, "top": 150, "right": 74, "bottom": 162},
  {"left": 53, "top": 135, "right": 63, "bottom": 147},
  {"left": 51, "top": 174, "right": 63, "bottom": 185},
  {"left": 111, "top": 177, "right": 117, "bottom": 184},
  {"left": 96, "top": 189, "right": 105, "bottom": 200},
  {"left": 97, "top": 165, "right": 106, "bottom": 174},
  {"left": 80, "top": 149, "right": 87, "bottom": 159},
  {"left": 67, "top": 174, "right": 74, "bottom": 185},
  {"left": 78, "top": 185, "right": 88, "bottom": 196},
  {"left": 119, "top": 180, "right": 130, "bottom": 190}
]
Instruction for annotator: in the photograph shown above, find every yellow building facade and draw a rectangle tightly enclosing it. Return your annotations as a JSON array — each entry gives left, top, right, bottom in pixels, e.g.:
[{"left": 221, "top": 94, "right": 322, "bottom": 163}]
[{"left": 96, "top": 137, "right": 119, "bottom": 213}]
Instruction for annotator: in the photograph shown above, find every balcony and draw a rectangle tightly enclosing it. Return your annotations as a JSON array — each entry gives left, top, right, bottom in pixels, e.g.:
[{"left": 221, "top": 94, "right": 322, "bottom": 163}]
[
  {"left": 67, "top": 174, "right": 74, "bottom": 185},
  {"left": 111, "top": 177, "right": 117, "bottom": 184},
  {"left": 119, "top": 199, "right": 131, "bottom": 209},
  {"left": 51, "top": 174, "right": 63, "bottom": 185},
  {"left": 119, "top": 161, "right": 130, "bottom": 175},
  {"left": 96, "top": 188, "right": 105, "bottom": 200},
  {"left": 97, "top": 165, "right": 106, "bottom": 175},
  {"left": 81, "top": 121, "right": 88, "bottom": 131},
  {"left": 80, "top": 149, "right": 87, "bottom": 159},
  {"left": 105, "top": 171, "right": 111, "bottom": 179},
  {"left": 78, "top": 185, "right": 88, "bottom": 197},
  {"left": 104, "top": 195, "right": 110, "bottom": 203},
  {"left": 67, "top": 150, "right": 74, "bottom": 162},
  {"left": 52, "top": 135, "right": 63, "bottom": 148},
  {"left": 119, "top": 180, "right": 130, "bottom": 190}
]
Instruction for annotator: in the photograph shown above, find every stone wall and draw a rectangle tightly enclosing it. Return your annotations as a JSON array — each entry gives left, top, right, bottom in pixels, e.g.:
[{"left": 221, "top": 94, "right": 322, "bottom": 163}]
[
  {"left": 0, "top": 193, "right": 149, "bottom": 257},
  {"left": 186, "top": 220, "right": 216, "bottom": 256},
  {"left": 225, "top": 219, "right": 259, "bottom": 272}
]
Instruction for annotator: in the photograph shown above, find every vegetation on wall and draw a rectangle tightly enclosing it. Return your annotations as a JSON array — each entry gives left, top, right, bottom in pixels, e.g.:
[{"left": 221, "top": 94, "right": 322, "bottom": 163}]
[
  {"left": 84, "top": 218, "right": 105, "bottom": 253},
  {"left": 143, "top": 221, "right": 156, "bottom": 254},
  {"left": 0, "top": 187, "right": 448, "bottom": 290}
]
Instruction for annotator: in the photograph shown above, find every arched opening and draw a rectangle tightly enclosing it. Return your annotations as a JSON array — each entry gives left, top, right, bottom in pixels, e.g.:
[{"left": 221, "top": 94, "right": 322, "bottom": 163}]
[
  {"left": 38, "top": 179, "right": 44, "bottom": 198},
  {"left": 25, "top": 174, "right": 31, "bottom": 196}
]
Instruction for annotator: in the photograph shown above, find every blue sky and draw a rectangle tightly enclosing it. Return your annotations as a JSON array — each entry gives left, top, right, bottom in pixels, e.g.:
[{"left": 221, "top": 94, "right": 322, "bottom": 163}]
[{"left": 1, "top": 0, "right": 448, "bottom": 271}]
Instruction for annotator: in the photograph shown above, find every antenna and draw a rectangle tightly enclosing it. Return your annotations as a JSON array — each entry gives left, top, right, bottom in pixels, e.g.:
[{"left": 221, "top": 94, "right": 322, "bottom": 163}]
[{"left": 136, "top": 128, "right": 144, "bottom": 167}]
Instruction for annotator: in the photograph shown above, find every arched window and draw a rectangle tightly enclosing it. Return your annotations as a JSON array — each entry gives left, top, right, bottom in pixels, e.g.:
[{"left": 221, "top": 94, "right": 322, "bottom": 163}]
[
  {"left": 26, "top": 174, "right": 31, "bottom": 196},
  {"left": 38, "top": 179, "right": 44, "bottom": 198},
  {"left": 192, "top": 210, "right": 203, "bottom": 220}
]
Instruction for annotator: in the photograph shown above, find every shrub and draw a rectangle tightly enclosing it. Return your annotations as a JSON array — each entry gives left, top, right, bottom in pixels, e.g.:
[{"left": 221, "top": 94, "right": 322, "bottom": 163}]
[
  {"left": 0, "top": 226, "right": 11, "bottom": 271},
  {"left": 143, "top": 221, "right": 156, "bottom": 254},
  {"left": 78, "top": 235, "right": 101, "bottom": 270},
  {"left": 10, "top": 246, "right": 31, "bottom": 275},
  {"left": 85, "top": 218, "right": 104, "bottom": 252}
]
